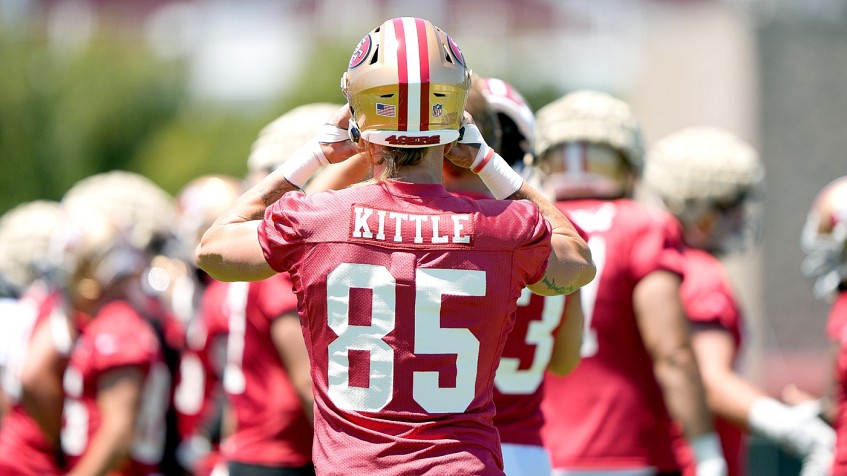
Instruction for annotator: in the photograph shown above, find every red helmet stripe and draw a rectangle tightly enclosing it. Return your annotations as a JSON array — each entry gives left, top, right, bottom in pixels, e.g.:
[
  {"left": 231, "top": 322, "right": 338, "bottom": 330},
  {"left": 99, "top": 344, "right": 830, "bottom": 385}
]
[
  {"left": 393, "top": 18, "right": 409, "bottom": 131},
  {"left": 415, "top": 18, "right": 430, "bottom": 131}
]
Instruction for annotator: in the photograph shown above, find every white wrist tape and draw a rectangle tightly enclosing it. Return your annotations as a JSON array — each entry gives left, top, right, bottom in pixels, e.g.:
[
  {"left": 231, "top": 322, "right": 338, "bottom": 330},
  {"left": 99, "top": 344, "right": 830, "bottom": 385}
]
[
  {"left": 691, "top": 432, "right": 727, "bottom": 476},
  {"left": 316, "top": 123, "right": 350, "bottom": 144},
  {"left": 279, "top": 141, "right": 329, "bottom": 189},
  {"left": 460, "top": 124, "right": 489, "bottom": 169},
  {"left": 691, "top": 432, "right": 724, "bottom": 463},
  {"left": 473, "top": 149, "right": 524, "bottom": 199}
]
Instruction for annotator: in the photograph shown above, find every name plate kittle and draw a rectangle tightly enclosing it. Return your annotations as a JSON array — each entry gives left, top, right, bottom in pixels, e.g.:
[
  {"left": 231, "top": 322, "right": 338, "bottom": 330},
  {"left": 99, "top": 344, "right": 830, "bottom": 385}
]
[{"left": 349, "top": 205, "right": 474, "bottom": 247}]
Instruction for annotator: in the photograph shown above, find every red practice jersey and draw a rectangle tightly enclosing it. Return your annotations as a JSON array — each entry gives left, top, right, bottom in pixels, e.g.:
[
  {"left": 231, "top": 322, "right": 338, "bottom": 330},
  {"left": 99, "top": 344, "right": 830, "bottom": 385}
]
[
  {"left": 541, "top": 198, "right": 685, "bottom": 472},
  {"left": 220, "top": 273, "right": 313, "bottom": 468},
  {"left": 174, "top": 279, "right": 229, "bottom": 440},
  {"left": 0, "top": 289, "right": 73, "bottom": 476},
  {"left": 62, "top": 300, "right": 170, "bottom": 475},
  {"left": 827, "top": 291, "right": 847, "bottom": 475},
  {"left": 674, "top": 247, "right": 746, "bottom": 476},
  {"left": 259, "top": 181, "right": 552, "bottom": 476}
]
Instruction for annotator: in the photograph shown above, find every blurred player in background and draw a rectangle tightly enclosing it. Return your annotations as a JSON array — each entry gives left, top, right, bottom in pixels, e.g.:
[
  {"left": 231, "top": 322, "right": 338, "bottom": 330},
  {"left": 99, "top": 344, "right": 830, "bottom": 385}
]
[
  {"left": 196, "top": 16, "right": 594, "bottom": 475},
  {"left": 57, "top": 171, "right": 179, "bottom": 475},
  {"left": 534, "top": 90, "right": 727, "bottom": 475},
  {"left": 172, "top": 174, "right": 244, "bottom": 476},
  {"left": 215, "top": 103, "right": 346, "bottom": 476},
  {"left": 643, "top": 127, "right": 834, "bottom": 476},
  {"left": 800, "top": 175, "right": 847, "bottom": 475},
  {"left": 0, "top": 200, "right": 74, "bottom": 475}
]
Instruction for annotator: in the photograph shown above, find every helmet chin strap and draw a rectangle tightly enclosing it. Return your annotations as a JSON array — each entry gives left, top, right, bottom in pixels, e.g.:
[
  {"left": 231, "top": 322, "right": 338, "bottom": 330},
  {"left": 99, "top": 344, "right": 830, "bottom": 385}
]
[{"left": 348, "top": 117, "right": 361, "bottom": 143}]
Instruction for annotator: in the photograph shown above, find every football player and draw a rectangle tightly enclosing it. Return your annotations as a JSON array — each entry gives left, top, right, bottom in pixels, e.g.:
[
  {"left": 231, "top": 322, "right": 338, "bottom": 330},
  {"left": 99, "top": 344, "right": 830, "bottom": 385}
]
[
  {"left": 0, "top": 200, "right": 74, "bottom": 476},
  {"left": 534, "top": 90, "right": 727, "bottom": 475},
  {"left": 801, "top": 175, "right": 847, "bottom": 475},
  {"left": 643, "top": 127, "right": 834, "bottom": 476},
  {"left": 195, "top": 16, "right": 594, "bottom": 476},
  {"left": 58, "top": 171, "right": 179, "bottom": 475},
  {"left": 171, "top": 174, "right": 243, "bottom": 476}
]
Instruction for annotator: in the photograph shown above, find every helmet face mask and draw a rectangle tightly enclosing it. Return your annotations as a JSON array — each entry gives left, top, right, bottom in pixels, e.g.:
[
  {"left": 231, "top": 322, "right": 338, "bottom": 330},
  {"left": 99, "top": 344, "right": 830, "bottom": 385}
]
[
  {"left": 540, "top": 142, "right": 632, "bottom": 200},
  {"left": 341, "top": 17, "right": 471, "bottom": 148}
]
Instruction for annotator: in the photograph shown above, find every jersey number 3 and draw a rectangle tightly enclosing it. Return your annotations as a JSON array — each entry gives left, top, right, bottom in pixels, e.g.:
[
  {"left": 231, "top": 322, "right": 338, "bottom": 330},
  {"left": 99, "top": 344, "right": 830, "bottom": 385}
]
[{"left": 326, "top": 263, "right": 485, "bottom": 414}]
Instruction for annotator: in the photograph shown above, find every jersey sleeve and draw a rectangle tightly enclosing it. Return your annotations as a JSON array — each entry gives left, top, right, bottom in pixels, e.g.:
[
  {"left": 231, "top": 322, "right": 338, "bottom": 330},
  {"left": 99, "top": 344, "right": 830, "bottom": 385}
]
[
  {"left": 88, "top": 302, "right": 159, "bottom": 374},
  {"left": 515, "top": 201, "right": 553, "bottom": 285},
  {"left": 258, "top": 192, "right": 309, "bottom": 273},
  {"left": 681, "top": 250, "right": 740, "bottom": 333},
  {"left": 629, "top": 209, "right": 685, "bottom": 282},
  {"left": 254, "top": 273, "right": 299, "bottom": 324}
]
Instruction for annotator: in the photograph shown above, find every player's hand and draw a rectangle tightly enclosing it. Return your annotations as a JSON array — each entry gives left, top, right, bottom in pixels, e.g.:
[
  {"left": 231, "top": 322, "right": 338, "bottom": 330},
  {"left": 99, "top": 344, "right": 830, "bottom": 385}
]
[
  {"left": 319, "top": 104, "right": 360, "bottom": 164},
  {"left": 445, "top": 111, "right": 484, "bottom": 170}
]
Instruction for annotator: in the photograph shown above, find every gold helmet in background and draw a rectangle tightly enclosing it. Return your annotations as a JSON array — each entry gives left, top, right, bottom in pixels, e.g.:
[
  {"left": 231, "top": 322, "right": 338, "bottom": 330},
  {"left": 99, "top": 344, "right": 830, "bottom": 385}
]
[
  {"left": 643, "top": 126, "right": 764, "bottom": 254},
  {"left": 247, "top": 103, "right": 344, "bottom": 177},
  {"left": 0, "top": 200, "right": 65, "bottom": 295},
  {"left": 62, "top": 170, "right": 177, "bottom": 254},
  {"left": 534, "top": 90, "right": 643, "bottom": 200}
]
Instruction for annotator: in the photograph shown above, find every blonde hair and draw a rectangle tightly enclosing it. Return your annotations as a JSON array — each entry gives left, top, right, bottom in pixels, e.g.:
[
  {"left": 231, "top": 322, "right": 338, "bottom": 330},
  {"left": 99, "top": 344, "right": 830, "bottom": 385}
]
[{"left": 368, "top": 146, "right": 425, "bottom": 182}]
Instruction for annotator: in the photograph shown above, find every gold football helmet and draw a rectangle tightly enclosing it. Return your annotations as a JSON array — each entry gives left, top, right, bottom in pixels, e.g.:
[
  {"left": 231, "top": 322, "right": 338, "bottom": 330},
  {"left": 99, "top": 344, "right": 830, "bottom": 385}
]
[
  {"left": 643, "top": 127, "right": 764, "bottom": 254},
  {"left": 534, "top": 90, "right": 643, "bottom": 200},
  {"left": 340, "top": 17, "right": 472, "bottom": 148}
]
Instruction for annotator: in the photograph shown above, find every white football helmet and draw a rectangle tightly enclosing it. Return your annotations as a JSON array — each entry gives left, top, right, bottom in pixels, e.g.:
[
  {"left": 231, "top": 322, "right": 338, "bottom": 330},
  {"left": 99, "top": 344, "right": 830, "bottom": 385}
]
[
  {"left": 644, "top": 127, "right": 764, "bottom": 254},
  {"left": 0, "top": 200, "right": 65, "bottom": 295},
  {"left": 801, "top": 175, "right": 847, "bottom": 299},
  {"left": 340, "top": 17, "right": 472, "bottom": 148}
]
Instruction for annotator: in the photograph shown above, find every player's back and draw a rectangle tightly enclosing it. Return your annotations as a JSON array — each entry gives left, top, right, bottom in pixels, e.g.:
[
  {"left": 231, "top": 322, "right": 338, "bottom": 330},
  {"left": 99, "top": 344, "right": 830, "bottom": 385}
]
[
  {"left": 260, "top": 180, "right": 552, "bottom": 475},
  {"left": 541, "top": 197, "right": 684, "bottom": 470}
]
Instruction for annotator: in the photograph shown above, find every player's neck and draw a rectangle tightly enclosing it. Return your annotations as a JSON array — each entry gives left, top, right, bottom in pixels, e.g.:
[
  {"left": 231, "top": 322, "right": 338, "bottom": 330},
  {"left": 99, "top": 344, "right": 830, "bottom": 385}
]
[{"left": 375, "top": 152, "right": 444, "bottom": 184}]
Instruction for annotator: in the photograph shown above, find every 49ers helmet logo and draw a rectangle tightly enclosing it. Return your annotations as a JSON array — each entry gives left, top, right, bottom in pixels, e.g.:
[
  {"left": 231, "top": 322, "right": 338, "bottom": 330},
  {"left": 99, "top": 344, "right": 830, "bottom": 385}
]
[
  {"left": 447, "top": 35, "right": 466, "bottom": 68},
  {"left": 349, "top": 34, "right": 372, "bottom": 70}
]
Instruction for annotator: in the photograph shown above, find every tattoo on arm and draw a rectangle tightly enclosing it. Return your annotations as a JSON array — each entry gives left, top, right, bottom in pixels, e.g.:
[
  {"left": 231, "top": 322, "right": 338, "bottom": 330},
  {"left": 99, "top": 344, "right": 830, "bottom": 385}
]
[{"left": 541, "top": 276, "right": 574, "bottom": 295}]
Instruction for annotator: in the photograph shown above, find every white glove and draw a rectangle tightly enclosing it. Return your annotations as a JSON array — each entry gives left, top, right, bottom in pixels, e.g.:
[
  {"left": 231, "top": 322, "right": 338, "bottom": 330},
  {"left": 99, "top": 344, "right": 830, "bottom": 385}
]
[
  {"left": 692, "top": 432, "right": 728, "bottom": 476},
  {"left": 748, "top": 397, "right": 835, "bottom": 457},
  {"left": 799, "top": 444, "right": 834, "bottom": 476}
]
